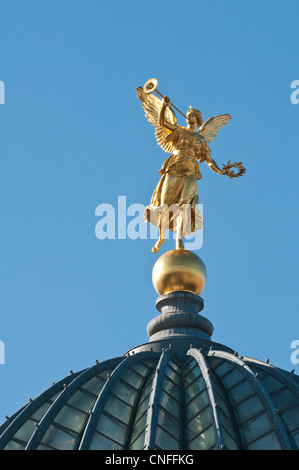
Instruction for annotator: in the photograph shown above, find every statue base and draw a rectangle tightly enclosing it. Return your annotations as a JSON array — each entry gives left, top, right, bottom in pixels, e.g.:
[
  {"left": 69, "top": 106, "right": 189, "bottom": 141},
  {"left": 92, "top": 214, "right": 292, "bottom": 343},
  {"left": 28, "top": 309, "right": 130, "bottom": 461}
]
[
  {"left": 152, "top": 249, "right": 207, "bottom": 297},
  {"left": 147, "top": 291, "right": 214, "bottom": 342}
]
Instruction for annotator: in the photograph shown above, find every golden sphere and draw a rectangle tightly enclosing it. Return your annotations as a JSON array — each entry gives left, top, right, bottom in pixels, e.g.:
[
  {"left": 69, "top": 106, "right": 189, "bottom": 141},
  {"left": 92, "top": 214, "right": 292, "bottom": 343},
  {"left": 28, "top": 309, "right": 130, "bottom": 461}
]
[{"left": 152, "top": 249, "right": 207, "bottom": 296}]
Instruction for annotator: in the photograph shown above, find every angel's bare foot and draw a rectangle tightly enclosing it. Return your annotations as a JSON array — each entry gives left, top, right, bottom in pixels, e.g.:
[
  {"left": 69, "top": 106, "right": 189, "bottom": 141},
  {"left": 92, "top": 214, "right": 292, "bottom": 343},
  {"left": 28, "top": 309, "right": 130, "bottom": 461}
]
[
  {"left": 152, "top": 238, "right": 165, "bottom": 253},
  {"left": 176, "top": 238, "right": 184, "bottom": 249}
]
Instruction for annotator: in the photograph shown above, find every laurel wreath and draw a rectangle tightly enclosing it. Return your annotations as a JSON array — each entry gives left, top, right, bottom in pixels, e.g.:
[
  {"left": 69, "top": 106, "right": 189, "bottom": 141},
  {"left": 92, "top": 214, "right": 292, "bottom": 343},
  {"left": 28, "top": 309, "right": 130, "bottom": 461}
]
[{"left": 222, "top": 161, "right": 246, "bottom": 179}]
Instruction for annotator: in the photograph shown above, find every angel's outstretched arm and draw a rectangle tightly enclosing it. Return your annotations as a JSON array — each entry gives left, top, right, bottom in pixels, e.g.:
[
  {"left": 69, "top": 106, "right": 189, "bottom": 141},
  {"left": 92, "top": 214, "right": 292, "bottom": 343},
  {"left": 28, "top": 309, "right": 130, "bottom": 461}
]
[
  {"left": 159, "top": 97, "right": 178, "bottom": 132},
  {"left": 205, "top": 154, "right": 224, "bottom": 175}
]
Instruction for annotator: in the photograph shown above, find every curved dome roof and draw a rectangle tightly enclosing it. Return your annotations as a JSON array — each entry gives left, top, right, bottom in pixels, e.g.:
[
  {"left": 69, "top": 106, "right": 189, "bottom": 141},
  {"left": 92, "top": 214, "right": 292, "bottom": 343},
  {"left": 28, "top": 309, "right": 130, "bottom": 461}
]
[
  {"left": 1, "top": 340, "right": 298, "bottom": 450},
  {"left": 1, "top": 285, "right": 299, "bottom": 451}
]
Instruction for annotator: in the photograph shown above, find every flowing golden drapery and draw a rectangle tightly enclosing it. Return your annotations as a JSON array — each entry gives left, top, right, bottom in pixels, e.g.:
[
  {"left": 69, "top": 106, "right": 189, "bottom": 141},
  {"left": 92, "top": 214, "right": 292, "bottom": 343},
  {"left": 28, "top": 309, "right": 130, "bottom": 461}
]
[{"left": 144, "top": 153, "right": 204, "bottom": 236}]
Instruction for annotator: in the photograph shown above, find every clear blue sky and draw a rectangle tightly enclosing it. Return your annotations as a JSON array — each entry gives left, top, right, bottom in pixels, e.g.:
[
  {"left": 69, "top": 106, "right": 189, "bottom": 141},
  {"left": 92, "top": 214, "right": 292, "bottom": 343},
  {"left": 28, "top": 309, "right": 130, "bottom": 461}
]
[{"left": 0, "top": 1, "right": 298, "bottom": 420}]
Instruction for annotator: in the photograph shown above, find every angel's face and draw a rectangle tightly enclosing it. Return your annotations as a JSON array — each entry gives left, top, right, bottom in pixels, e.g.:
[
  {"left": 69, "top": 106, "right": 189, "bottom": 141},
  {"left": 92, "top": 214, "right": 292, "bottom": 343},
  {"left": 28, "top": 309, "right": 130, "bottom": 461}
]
[{"left": 187, "top": 112, "right": 197, "bottom": 129}]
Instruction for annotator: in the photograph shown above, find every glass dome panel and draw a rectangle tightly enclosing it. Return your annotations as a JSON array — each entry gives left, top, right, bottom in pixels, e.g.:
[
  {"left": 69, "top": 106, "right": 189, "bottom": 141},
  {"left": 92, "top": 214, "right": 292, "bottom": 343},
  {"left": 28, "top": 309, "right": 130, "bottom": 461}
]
[
  {"left": 248, "top": 363, "right": 299, "bottom": 448},
  {"left": 3, "top": 440, "right": 25, "bottom": 450},
  {"left": 189, "top": 424, "right": 215, "bottom": 450},
  {"left": 3, "top": 387, "right": 66, "bottom": 450},
  {"left": 155, "top": 425, "right": 180, "bottom": 450},
  {"left": 96, "top": 413, "right": 128, "bottom": 443},
  {"left": 184, "top": 356, "right": 215, "bottom": 450},
  {"left": 128, "top": 370, "right": 155, "bottom": 450},
  {"left": 89, "top": 432, "right": 122, "bottom": 451},
  {"left": 36, "top": 366, "right": 115, "bottom": 450},
  {"left": 247, "top": 431, "right": 281, "bottom": 450},
  {"left": 89, "top": 357, "right": 158, "bottom": 451},
  {"left": 39, "top": 423, "right": 77, "bottom": 450}
]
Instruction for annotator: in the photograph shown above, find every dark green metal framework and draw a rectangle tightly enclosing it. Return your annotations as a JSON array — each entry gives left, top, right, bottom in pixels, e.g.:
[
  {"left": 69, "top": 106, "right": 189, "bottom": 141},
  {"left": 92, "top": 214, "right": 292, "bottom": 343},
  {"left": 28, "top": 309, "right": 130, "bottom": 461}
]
[{"left": 1, "top": 291, "right": 298, "bottom": 450}]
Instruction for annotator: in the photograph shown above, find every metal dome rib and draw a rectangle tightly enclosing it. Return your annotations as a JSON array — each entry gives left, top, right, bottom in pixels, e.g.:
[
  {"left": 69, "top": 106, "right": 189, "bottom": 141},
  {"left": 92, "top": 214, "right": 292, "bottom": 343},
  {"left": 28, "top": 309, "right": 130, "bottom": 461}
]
[
  {"left": 144, "top": 348, "right": 173, "bottom": 450},
  {"left": 244, "top": 357, "right": 299, "bottom": 395},
  {"left": 187, "top": 348, "right": 225, "bottom": 449},
  {"left": 25, "top": 357, "right": 123, "bottom": 450},
  {"left": 208, "top": 350, "right": 292, "bottom": 450},
  {"left": 0, "top": 369, "right": 84, "bottom": 450},
  {"left": 79, "top": 351, "right": 159, "bottom": 450}
]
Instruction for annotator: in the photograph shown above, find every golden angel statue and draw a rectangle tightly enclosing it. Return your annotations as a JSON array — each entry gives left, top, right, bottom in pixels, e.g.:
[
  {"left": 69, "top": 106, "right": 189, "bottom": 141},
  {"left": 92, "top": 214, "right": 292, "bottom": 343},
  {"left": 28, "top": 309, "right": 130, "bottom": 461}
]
[{"left": 136, "top": 79, "right": 245, "bottom": 253}]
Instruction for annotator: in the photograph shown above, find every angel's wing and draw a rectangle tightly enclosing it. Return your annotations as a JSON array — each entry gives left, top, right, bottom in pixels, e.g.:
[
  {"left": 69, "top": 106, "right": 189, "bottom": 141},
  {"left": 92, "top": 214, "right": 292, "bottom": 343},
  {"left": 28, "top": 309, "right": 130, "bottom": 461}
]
[
  {"left": 136, "top": 86, "right": 177, "bottom": 153},
  {"left": 198, "top": 114, "right": 231, "bottom": 143}
]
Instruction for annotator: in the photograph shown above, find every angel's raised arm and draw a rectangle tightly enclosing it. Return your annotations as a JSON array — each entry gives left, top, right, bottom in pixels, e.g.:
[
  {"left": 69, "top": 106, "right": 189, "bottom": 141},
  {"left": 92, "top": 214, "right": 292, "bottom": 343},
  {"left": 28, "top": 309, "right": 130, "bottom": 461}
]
[
  {"left": 136, "top": 87, "right": 178, "bottom": 154},
  {"left": 159, "top": 96, "right": 178, "bottom": 132}
]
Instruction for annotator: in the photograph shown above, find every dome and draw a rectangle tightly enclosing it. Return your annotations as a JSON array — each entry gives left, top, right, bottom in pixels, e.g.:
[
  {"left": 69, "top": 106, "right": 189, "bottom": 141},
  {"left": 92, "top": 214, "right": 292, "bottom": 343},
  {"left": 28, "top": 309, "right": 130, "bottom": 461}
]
[{"left": 1, "top": 289, "right": 298, "bottom": 451}]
